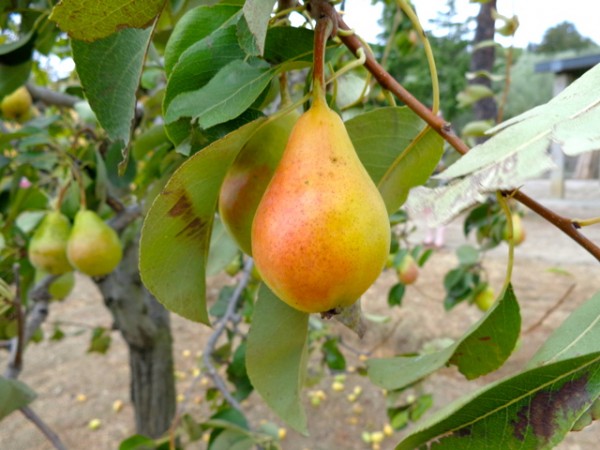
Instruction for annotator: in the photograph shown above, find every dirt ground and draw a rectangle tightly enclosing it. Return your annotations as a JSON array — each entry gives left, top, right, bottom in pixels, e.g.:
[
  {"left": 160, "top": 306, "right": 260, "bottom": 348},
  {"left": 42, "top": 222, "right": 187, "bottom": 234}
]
[{"left": 2, "top": 179, "right": 600, "bottom": 450}]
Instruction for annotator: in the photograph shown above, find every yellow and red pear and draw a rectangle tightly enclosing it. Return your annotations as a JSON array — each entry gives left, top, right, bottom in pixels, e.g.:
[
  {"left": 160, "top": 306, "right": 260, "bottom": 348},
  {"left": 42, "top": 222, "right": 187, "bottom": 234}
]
[
  {"left": 251, "top": 94, "right": 390, "bottom": 313},
  {"left": 28, "top": 211, "right": 73, "bottom": 275},
  {"left": 219, "top": 110, "right": 299, "bottom": 255},
  {"left": 66, "top": 209, "right": 123, "bottom": 276}
]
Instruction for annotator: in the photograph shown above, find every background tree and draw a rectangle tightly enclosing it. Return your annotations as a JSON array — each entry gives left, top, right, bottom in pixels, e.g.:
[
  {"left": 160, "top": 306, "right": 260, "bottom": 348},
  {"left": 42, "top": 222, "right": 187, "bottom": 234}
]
[{"left": 534, "top": 21, "right": 597, "bottom": 54}]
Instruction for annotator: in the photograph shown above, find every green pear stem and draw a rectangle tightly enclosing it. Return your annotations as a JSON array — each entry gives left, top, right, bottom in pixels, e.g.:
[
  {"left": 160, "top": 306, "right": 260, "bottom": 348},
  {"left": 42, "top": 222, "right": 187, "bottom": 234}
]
[
  {"left": 70, "top": 162, "right": 86, "bottom": 209},
  {"left": 55, "top": 179, "right": 71, "bottom": 211},
  {"left": 312, "top": 16, "right": 333, "bottom": 105}
]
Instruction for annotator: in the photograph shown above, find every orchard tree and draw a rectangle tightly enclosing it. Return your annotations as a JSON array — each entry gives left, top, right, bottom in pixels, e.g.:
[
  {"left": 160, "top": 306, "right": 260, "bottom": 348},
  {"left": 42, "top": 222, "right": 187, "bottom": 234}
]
[{"left": 2, "top": 1, "right": 600, "bottom": 449}]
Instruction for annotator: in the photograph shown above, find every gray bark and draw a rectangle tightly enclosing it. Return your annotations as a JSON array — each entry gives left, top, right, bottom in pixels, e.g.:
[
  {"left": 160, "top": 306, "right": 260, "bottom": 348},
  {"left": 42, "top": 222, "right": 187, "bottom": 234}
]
[{"left": 96, "top": 242, "right": 176, "bottom": 438}]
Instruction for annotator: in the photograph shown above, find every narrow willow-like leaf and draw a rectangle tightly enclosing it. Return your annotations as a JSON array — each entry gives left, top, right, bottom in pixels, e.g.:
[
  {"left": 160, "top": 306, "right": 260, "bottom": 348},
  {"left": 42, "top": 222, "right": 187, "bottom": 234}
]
[
  {"left": 529, "top": 291, "right": 600, "bottom": 368},
  {"left": 396, "top": 352, "right": 600, "bottom": 449},
  {"left": 139, "top": 119, "right": 264, "bottom": 324},
  {"left": 72, "top": 27, "right": 153, "bottom": 147},
  {"left": 368, "top": 284, "right": 520, "bottom": 389},
  {"left": 0, "top": 378, "right": 36, "bottom": 420},
  {"left": 50, "top": 0, "right": 165, "bottom": 41},
  {"left": 246, "top": 285, "right": 309, "bottom": 434}
]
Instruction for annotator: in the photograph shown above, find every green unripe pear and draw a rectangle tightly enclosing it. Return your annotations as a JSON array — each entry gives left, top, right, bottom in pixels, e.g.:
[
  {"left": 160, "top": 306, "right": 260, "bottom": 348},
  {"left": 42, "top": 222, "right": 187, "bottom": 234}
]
[
  {"left": 66, "top": 210, "right": 123, "bottom": 276},
  {"left": 28, "top": 211, "right": 73, "bottom": 275},
  {"left": 252, "top": 95, "right": 390, "bottom": 313},
  {"left": 503, "top": 213, "right": 525, "bottom": 245},
  {"left": 219, "top": 110, "right": 299, "bottom": 255},
  {"left": 397, "top": 254, "right": 419, "bottom": 285},
  {"left": 1, "top": 86, "right": 32, "bottom": 121},
  {"left": 474, "top": 285, "right": 495, "bottom": 312},
  {"left": 590, "top": 397, "right": 600, "bottom": 420},
  {"left": 35, "top": 270, "right": 75, "bottom": 301}
]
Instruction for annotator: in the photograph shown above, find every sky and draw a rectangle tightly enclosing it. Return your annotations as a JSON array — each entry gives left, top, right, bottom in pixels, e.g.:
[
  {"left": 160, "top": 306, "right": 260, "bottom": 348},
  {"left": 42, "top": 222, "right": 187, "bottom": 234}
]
[{"left": 341, "top": 0, "right": 600, "bottom": 48}]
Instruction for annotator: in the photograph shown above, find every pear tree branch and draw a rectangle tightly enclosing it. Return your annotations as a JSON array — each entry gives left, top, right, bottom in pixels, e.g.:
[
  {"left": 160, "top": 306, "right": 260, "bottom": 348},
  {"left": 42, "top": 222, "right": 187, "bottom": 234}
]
[{"left": 331, "top": 13, "right": 600, "bottom": 262}]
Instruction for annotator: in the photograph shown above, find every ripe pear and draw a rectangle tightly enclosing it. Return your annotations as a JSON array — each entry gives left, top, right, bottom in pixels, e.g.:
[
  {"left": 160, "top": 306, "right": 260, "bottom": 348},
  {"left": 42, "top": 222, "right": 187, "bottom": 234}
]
[
  {"left": 503, "top": 213, "right": 525, "bottom": 245},
  {"left": 219, "top": 110, "right": 299, "bottom": 255},
  {"left": 474, "top": 285, "right": 495, "bottom": 312},
  {"left": 397, "top": 254, "right": 419, "bottom": 285},
  {"left": 28, "top": 211, "right": 73, "bottom": 275},
  {"left": 66, "top": 210, "right": 123, "bottom": 276},
  {"left": 1, "top": 86, "right": 32, "bottom": 121},
  {"left": 35, "top": 270, "right": 75, "bottom": 301},
  {"left": 251, "top": 96, "right": 390, "bottom": 313}
]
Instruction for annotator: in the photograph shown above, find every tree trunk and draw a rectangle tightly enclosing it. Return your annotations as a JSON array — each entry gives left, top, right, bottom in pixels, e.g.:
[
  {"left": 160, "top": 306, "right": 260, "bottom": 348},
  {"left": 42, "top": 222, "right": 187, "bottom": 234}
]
[
  {"left": 96, "top": 241, "right": 176, "bottom": 438},
  {"left": 470, "top": 0, "right": 498, "bottom": 124}
]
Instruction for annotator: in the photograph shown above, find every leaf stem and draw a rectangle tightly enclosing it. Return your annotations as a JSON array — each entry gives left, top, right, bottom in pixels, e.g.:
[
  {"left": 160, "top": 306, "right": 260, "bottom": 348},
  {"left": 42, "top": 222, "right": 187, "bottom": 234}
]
[
  {"left": 396, "top": 0, "right": 440, "bottom": 115},
  {"left": 496, "top": 192, "right": 514, "bottom": 290}
]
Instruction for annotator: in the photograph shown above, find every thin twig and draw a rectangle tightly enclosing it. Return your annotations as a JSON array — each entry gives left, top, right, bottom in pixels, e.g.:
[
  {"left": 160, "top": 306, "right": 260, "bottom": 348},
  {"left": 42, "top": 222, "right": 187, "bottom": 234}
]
[
  {"left": 7, "top": 264, "right": 25, "bottom": 377},
  {"left": 334, "top": 14, "right": 600, "bottom": 263},
  {"left": 524, "top": 284, "right": 575, "bottom": 335},
  {"left": 20, "top": 406, "right": 68, "bottom": 450},
  {"left": 202, "top": 258, "right": 255, "bottom": 412}
]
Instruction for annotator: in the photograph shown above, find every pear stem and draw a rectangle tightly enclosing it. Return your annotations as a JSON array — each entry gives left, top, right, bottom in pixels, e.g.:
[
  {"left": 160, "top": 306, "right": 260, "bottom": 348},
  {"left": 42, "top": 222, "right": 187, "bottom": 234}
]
[
  {"left": 55, "top": 179, "right": 71, "bottom": 211},
  {"left": 71, "top": 162, "right": 87, "bottom": 209},
  {"left": 312, "top": 16, "right": 333, "bottom": 105}
]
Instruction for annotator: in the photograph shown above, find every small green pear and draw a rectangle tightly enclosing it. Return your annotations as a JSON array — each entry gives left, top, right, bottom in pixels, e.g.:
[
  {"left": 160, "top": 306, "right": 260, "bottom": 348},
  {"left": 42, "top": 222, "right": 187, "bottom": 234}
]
[
  {"left": 28, "top": 211, "right": 73, "bottom": 275},
  {"left": 67, "top": 210, "right": 123, "bottom": 276},
  {"left": 503, "top": 213, "right": 525, "bottom": 245},
  {"left": 35, "top": 270, "right": 75, "bottom": 301},
  {"left": 474, "top": 285, "right": 495, "bottom": 312}
]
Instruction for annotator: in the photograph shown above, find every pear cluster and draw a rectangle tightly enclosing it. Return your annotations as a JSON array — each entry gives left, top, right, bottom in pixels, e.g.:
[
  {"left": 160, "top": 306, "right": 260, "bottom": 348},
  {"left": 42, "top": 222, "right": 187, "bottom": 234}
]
[
  {"left": 220, "top": 97, "right": 390, "bottom": 313},
  {"left": 28, "top": 209, "right": 123, "bottom": 292}
]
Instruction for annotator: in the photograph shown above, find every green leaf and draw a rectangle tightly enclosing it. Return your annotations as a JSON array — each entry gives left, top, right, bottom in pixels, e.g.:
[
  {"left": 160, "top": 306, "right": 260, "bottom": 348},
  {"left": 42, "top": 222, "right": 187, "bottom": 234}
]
[
  {"left": 263, "top": 26, "right": 315, "bottom": 66},
  {"left": 449, "top": 285, "right": 520, "bottom": 379},
  {"left": 241, "top": 0, "right": 276, "bottom": 55},
  {"left": 246, "top": 284, "right": 309, "bottom": 434},
  {"left": 50, "top": 0, "right": 165, "bottom": 41},
  {"left": 139, "top": 118, "right": 264, "bottom": 324},
  {"left": 409, "top": 64, "right": 600, "bottom": 227},
  {"left": 378, "top": 127, "right": 444, "bottom": 214},
  {"left": 88, "top": 326, "right": 111, "bottom": 354},
  {"left": 72, "top": 27, "right": 153, "bottom": 147},
  {"left": 368, "top": 284, "right": 520, "bottom": 389},
  {"left": 206, "top": 216, "right": 240, "bottom": 277},
  {"left": 345, "top": 107, "right": 444, "bottom": 213},
  {"left": 164, "top": 4, "right": 241, "bottom": 75},
  {"left": 165, "top": 59, "right": 276, "bottom": 129},
  {"left": 395, "top": 352, "right": 600, "bottom": 449},
  {"left": 118, "top": 434, "right": 156, "bottom": 450},
  {"left": 210, "top": 430, "right": 253, "bottom": 450},
  {"left": 163, "top": 25, "right": 245, "bottom": 145},
  {"left": 529, "top": 291, "right": 600, "bottom": 368},
  {"left": 346, "top": 106, "right": 427, "bottom": 184},
  {"left": 0, "top": 61, "right": 32, "bottom": 99},
  {"left": 0, "top": 377, "right": 36, "bottom": 420}
]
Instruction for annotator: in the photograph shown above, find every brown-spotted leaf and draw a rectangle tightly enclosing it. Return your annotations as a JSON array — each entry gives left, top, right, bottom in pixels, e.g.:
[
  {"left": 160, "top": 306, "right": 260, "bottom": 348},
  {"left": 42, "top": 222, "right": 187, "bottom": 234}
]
[{"left": 139, "top": 118, "right": 265, "bottom": 324}]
